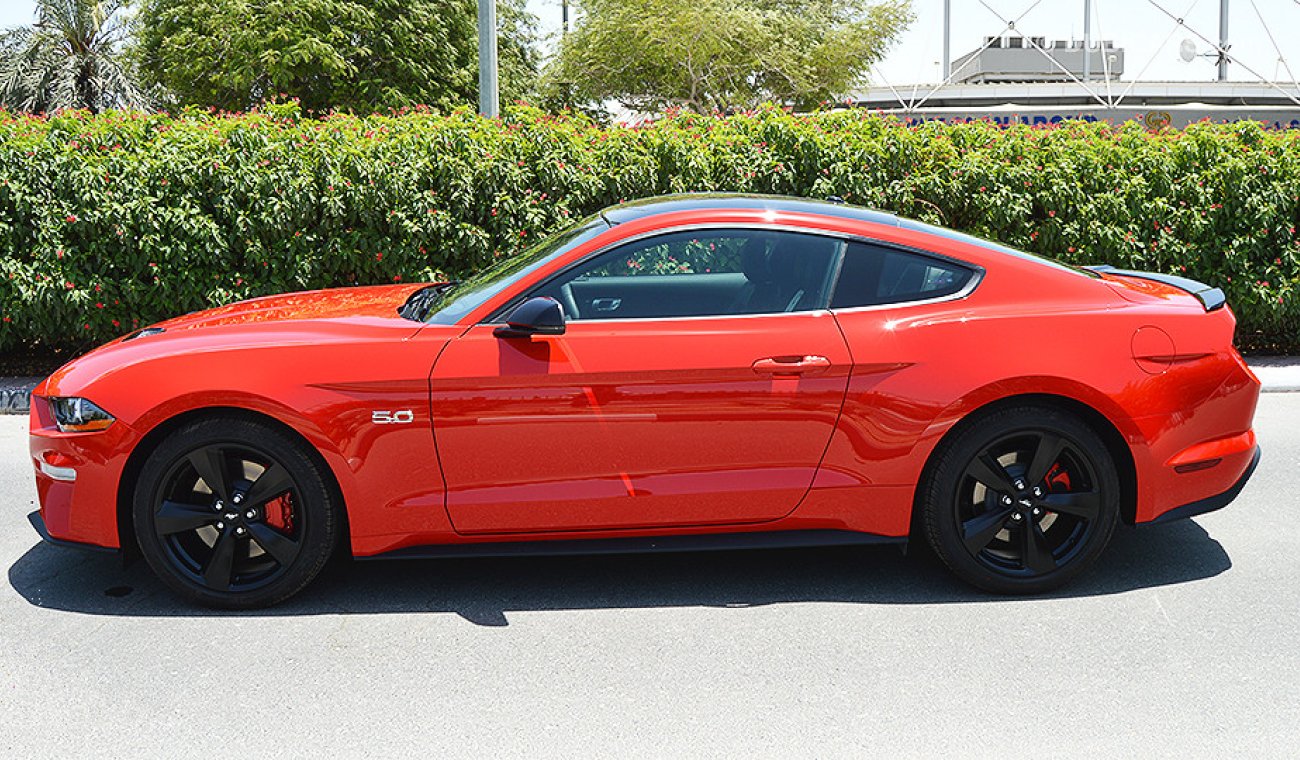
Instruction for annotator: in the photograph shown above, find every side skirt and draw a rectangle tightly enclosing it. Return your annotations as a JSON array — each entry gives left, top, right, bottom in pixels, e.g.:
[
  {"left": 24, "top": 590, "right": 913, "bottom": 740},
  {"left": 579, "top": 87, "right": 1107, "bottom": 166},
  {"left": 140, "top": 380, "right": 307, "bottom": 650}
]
[{"left": 359, "top": 529, "right": 906, "bottom": 561}]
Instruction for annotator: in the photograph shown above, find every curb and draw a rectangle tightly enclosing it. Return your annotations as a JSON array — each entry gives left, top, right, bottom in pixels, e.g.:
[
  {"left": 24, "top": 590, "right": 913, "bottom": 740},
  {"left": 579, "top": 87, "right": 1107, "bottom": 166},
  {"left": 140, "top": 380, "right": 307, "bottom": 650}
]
[
  {"left": 1, "top": 378, "right": 40, "bottom": 416},
  {"left": 1245, "top": 357, "right": 1300, "bottom": 393},
  {"left": 2, "top": 360, "right": 1297, "bottom": 416}
]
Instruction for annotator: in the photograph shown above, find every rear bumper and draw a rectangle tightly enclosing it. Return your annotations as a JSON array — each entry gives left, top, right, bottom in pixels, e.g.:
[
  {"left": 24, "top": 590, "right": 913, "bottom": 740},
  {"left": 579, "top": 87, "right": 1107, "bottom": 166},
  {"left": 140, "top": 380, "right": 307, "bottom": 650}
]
[{"left": 1147, "top": 446, "right": 1260, "bottom": 525}]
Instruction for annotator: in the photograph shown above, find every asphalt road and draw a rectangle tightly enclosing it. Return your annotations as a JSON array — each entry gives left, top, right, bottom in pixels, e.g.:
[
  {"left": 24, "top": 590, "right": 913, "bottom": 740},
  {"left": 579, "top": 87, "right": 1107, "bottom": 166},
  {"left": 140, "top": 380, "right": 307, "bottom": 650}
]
[{"left": 2, "top": 398, "right": 1298, "bottom": 758}]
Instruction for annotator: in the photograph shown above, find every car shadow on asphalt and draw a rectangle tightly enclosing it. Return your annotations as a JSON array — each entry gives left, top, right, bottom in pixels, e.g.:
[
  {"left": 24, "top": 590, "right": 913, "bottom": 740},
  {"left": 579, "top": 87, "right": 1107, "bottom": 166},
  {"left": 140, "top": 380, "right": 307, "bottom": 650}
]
[{"left": 7, "top": 520, "right": 1230, "bottom": 625}]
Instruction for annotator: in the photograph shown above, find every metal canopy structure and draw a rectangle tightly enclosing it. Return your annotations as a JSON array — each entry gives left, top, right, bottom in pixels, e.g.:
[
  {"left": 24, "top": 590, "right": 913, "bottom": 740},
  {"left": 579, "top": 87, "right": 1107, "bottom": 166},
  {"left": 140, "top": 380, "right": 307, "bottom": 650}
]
[{"left": 856, "top": 0, "right": 1300, "bottom": 125}]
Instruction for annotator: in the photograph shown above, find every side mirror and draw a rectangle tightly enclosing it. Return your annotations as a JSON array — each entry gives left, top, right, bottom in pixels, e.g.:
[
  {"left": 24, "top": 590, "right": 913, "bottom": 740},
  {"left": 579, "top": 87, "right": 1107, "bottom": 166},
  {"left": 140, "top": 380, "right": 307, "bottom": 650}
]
[{"left": 493, "top": 296, "right": 566, "bottom": 339}]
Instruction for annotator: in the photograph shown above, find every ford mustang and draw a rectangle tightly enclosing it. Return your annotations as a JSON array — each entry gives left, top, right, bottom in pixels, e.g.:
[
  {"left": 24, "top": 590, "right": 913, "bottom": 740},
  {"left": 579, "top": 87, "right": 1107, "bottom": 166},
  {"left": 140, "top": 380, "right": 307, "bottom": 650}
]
[{"left": 27, "top": 194, "right": 1261, "bottom": 607}]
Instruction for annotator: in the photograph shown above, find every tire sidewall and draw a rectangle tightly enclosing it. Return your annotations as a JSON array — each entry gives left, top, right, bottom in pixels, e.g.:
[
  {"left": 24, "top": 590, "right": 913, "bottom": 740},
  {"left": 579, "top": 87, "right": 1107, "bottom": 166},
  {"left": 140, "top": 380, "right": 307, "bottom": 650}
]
[
  {"left": 923, "top": 406, "right": 1121, "bottom": 595},
  {"left": 132, "top": 417, "right": 338, "bottom": 609}
]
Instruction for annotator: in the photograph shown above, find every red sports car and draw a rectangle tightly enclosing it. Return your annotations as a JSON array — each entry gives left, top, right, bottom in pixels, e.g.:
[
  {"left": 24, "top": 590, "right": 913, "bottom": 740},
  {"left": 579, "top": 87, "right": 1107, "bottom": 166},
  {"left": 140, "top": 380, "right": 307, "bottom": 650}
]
[{"left": 28, "top": 194, "right": 1260, "bottom": 608}]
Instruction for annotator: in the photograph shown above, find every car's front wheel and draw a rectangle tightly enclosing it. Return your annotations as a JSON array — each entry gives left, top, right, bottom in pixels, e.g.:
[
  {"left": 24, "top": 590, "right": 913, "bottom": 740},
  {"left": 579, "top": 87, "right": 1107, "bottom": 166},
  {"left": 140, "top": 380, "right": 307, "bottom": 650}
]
[
  {"left": 922, "top": 405, "right": 1120, "bottom": 594},
  {"left": 133, "top": 416, "right": 340, "bottom": 609}
]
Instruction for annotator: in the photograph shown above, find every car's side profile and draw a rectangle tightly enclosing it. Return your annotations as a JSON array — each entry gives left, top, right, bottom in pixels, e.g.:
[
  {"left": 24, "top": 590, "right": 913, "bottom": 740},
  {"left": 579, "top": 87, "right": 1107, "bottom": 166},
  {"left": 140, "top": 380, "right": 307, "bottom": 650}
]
[{"left": 28, "top": 194, "right": 1260, "bottom": 607}]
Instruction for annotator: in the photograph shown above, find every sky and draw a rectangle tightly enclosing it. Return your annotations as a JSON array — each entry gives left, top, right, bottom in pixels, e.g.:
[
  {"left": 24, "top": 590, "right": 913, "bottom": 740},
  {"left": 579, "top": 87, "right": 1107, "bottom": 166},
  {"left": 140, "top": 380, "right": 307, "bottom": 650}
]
[{"left": 3, "top": 0, "right": 1299, "bottom": 88}]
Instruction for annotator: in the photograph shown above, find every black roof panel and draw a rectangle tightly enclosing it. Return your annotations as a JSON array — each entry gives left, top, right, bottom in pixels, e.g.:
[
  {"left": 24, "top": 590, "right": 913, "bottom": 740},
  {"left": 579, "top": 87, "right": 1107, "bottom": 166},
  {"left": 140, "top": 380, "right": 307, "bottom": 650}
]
[{"left": 600, "top": 193, "right": 902, "bottom": 227}]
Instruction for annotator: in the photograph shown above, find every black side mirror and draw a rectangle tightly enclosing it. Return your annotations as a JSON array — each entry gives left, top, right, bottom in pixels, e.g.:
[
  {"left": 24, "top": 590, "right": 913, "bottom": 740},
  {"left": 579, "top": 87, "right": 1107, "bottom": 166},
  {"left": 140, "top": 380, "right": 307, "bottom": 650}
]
[{"left": 494, "top": 296, "right": 566, "bottom": 338}]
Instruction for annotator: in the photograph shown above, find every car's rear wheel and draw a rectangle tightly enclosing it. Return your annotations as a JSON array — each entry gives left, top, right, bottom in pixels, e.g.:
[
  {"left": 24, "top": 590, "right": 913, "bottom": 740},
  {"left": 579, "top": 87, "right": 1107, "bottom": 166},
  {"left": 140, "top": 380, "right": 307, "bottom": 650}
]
[
  {"left": 133, "top": 417, "right": 339, "bottom": 609},
  {"left": 922, "top": 405, "right": 1120, "bottom": 594}
]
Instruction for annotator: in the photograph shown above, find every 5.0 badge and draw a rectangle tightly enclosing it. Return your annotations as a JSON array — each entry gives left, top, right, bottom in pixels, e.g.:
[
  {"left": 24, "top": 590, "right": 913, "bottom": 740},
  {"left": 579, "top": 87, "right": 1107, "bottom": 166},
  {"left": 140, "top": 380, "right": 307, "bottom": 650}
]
[{"left": 371, "top": 410, "right": 414, "bottom": 424}]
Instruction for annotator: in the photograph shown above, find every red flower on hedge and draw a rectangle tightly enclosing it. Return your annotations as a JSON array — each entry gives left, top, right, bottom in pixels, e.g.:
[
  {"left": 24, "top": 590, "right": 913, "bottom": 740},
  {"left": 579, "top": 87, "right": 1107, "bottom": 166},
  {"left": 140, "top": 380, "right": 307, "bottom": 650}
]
[{"left": 65, "top": 214, "right": 77, "bottom": 223}]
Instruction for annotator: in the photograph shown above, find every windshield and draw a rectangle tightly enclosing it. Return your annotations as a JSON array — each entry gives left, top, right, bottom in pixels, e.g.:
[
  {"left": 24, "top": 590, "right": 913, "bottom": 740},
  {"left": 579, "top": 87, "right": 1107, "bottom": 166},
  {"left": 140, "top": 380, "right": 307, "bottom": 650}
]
[{"left": 425, "top": 214, "right": 610, "bottom": 324}]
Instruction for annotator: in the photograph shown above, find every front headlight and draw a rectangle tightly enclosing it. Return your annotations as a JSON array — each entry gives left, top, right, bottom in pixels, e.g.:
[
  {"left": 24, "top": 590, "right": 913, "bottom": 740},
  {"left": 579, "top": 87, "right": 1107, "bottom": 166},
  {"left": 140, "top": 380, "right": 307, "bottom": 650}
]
[{"left": 49, "top": 397, "right": 116, "bottom": 433}]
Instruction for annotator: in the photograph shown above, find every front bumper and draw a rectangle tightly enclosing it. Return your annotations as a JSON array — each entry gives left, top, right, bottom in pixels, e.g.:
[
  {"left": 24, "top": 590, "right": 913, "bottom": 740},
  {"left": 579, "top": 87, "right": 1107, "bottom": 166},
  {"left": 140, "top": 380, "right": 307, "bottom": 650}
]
[
  {"left": 1148, "top": 445, "right": 1260, "bottom": 525},
  {"left": 29, "top": 393, "right": 139, "bottom": 550},
  {"left": 27, "top": 510, "right": 117, "bottom": 554}
]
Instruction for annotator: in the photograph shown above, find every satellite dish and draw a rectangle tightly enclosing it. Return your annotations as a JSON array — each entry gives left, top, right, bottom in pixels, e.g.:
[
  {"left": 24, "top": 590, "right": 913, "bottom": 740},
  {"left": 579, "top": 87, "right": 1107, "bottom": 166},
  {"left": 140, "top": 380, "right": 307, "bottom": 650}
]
[{"left": 1179, "top": 39, "right": 1198, "bottom": 63}]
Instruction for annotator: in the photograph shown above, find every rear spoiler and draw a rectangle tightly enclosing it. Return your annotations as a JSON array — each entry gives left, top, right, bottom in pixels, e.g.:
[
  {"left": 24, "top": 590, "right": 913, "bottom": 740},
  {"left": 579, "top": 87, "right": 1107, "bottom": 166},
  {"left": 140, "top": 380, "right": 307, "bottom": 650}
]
[{"left": 1084, "top": 265, "right": 1227, "bottom": 312}]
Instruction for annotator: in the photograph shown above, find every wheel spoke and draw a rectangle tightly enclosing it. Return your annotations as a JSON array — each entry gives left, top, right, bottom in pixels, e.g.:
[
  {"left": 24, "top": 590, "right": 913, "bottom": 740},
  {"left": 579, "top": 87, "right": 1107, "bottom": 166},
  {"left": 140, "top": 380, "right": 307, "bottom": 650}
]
[
  {"left": 1041, "top": 490, "right": 1101, "bottom": 520},
  {"left": 188, "top": 448, "right": 231, "bottom": 502},
  {"left": 243, "top": 463, "right": 293, "bottom": 507},
  {"left": 966, "top": 453, "right": 1017, "bottom": 494},
  {"left": 202, "top": 528, "right": 238, "bottom": 589},
  {"left": 247, "top": 523, "right": 300, "bottom": 566},
  {"left": 962, "top": 507, "right": 1015, "bottom": 553},
  {"left": 155, "top": 500, "right": 218, "bottom": 535},
  {"left": 1025, "top": 432, "right": 1065, "bottom": 486},
  {"left": 1020, "top": 521, "right": 1057, "bottom": 574}
]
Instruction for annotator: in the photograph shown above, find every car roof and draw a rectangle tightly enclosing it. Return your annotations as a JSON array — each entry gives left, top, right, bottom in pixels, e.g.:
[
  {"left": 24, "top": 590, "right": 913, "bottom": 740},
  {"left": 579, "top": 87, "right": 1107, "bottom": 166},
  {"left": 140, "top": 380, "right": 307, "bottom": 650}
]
[
  {"left": 598, "top": 193, "right": 1096, "bottom": 280},
  {"left": 599, "top": 193, "right": 903, "bottom": 228}
]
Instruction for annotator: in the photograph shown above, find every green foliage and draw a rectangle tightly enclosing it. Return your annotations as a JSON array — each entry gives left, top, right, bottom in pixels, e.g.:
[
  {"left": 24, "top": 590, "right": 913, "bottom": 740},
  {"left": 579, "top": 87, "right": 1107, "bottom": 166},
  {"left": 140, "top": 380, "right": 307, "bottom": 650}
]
[
  {"left": 543, "top": 0, "right": 913, "bottom": 112},
  {"left": 133, "top": 0, "right": 539, "bottom": 113},
  {"left": 0, "top": 0, "right": 148, "bottom": 113},
  {"left": 1, "top": 106, "right": 1298, "bottom": 353}
]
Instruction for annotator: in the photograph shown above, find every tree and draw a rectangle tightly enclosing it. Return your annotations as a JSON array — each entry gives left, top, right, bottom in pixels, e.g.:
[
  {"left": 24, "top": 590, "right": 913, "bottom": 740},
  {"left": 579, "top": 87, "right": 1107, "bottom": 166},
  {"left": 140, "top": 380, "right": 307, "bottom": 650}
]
[
  {"left": 0, "top": 0, "right": 149, "bottom": 113},
  {"left": 133, "top": 0, "right": 539, "bottom": 114},
  {"left": 544, "top": 0, "right": 913, "bottom": 114}
]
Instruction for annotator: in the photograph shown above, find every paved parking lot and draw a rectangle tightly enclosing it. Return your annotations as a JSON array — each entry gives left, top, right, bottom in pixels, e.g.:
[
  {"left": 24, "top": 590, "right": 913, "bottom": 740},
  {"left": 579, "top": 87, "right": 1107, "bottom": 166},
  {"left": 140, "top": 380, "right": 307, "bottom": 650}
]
[{"left": 2, "top": 397, "right": 1298, "bottom": 757}]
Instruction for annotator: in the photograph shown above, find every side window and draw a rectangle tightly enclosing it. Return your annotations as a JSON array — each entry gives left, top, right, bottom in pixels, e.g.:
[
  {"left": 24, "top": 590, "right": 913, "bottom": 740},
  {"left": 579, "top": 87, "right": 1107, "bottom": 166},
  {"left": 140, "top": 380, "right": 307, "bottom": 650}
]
[
  {"left": 531, "top": 229, "right": 842, "bottom": 320},
  {"left": 830, "top": 242, "right": 974, "bottom": 309}
]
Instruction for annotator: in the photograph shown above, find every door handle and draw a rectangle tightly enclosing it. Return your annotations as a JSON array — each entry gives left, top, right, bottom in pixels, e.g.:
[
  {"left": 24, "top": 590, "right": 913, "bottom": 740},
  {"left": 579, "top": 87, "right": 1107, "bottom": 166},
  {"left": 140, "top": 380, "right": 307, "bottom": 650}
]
[
  {"left": 592, "top": 297, "right": 622, "bottom": 312},
  {"left": 751, "top": 355, "right": 832, "bottom": 376}
]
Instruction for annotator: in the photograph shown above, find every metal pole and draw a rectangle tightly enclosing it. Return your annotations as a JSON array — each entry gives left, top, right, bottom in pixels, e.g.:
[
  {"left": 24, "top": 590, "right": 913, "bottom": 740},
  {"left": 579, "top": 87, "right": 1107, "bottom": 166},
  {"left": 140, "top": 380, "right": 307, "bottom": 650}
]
[
  {"left": 942, "top": 0, "right": 950, "bottom": 80},
  {"left": 1218, "top": 0, "right": 1229, "bottom": 81},
  {"left": 1083, "top": 0, "right": 1092, "bottom": 82},
  {"left": 563, "top": 0, "right": 570, "bottom": 35},
  {"left": 477, "top": 0, "right": 499, "bottom": 117}
]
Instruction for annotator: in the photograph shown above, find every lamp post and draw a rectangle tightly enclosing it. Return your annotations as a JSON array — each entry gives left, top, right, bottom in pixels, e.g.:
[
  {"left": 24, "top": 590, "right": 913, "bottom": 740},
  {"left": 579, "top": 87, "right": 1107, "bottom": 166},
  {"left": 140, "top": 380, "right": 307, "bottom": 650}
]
[
  {"left": 942, "top": 0, "right": 950, "bottom": 80},
  {"left": 1217, "top": 0, "right": 1230, "bottom": 81},
  {"left": 478, "top": 0, "right": 499, "bottom": 117},
  {"left": 1083, "top": 0, "right": 1092, "bottom": 81}
]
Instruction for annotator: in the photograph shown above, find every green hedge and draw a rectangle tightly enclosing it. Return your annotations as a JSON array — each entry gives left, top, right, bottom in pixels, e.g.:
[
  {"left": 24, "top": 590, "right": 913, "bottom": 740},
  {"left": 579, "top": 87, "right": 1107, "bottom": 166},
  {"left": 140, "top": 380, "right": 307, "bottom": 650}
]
[{"left": 1, "top": 103, "right": 1298, "bottom": 353}]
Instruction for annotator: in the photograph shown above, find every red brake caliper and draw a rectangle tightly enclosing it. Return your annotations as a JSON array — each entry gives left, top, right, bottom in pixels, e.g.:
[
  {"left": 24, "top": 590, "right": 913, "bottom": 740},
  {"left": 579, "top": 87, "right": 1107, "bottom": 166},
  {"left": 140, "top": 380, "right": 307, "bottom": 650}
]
[
  {"left": 263, "top": 494, "right": 294, "bottom": 535},
  {"left": 1044, "top": 463, "right": 1071, "bottom": 510}
]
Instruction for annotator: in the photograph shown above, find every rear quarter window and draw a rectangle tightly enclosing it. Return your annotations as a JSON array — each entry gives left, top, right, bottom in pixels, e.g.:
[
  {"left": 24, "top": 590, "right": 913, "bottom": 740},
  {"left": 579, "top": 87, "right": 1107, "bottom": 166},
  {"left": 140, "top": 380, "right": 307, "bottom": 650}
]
[{"left": 831, "top": 242, "right": 975, "bottom": 309}]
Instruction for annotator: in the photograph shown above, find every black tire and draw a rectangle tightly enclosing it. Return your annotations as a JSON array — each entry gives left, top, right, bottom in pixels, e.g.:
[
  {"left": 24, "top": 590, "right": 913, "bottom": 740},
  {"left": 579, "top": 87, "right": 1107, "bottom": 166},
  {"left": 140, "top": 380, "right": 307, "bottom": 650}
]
[
  {"left": 921, "top": 405, "right": 1120, "bottom": 594},
  {"left": 132, "top": 416, "right": 340, "bottom": 609}
]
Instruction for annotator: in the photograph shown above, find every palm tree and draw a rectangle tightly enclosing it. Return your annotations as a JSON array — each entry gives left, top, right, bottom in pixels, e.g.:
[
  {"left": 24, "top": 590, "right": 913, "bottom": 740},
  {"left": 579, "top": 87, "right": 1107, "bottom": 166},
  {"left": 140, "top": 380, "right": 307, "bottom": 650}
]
[{"left": 0, "top": 0, "right": 148, "bottom": 113}]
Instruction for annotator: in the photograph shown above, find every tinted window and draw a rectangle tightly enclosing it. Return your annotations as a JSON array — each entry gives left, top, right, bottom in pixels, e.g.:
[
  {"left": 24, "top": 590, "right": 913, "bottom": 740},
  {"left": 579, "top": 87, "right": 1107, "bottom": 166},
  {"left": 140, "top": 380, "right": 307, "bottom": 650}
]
[
  {"left": 530, "top": 229, "right": 841, "bottom": 320},
  {"left": 831, "top": 242, "right": 974, "bottom": 309}
]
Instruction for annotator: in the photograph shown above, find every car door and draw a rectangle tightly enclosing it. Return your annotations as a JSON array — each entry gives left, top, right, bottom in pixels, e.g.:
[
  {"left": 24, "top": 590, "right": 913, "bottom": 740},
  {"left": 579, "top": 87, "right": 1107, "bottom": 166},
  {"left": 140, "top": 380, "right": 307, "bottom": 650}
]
[{"left": 429, "top": 227, "right": 853, "bottom": 534}]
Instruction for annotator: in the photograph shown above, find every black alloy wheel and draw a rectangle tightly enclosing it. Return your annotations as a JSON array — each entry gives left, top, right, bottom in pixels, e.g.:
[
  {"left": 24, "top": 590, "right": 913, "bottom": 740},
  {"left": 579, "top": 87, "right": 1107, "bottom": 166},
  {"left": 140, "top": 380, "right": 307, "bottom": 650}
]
[
  {"left": 923, "top": 405, "right": 1120, "bottom": 594},
  {"left": 134, "top": 417, "right": 339, "bottom": 608}
]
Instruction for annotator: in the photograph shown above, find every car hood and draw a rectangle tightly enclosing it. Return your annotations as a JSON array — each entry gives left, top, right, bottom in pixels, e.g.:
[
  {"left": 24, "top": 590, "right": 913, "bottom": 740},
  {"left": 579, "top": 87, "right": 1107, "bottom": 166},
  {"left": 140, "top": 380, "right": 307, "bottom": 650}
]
[
  {"left": 39, "top": 284, "right": 442, "bottom": 398},
  {"left": 151, "top": 283, "right": 431, "bottom": 331}
]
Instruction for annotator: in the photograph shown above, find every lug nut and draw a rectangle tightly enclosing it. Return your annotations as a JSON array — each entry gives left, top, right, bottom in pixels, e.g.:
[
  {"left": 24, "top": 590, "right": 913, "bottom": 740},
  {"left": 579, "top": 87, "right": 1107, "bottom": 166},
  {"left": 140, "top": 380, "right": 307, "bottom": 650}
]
[
  {"left": 213, "top": 500, "right": 224, "bottom": 511},
  {"left": 235, "top": 526, "right": 246, "bottom": 536},
  {"left": 1001, "top": 495, "right": 1013, "bottom": 506},
  {"left": 1013, "top": 478, "right": 1027, "bottom": 491},
  {"left": 1011, "top": 513, "right": 1023, "bottom": 521},
  {"left": 232, "top": 494, "right": 243, "bottom": 505},
  {"left": 1032, "top": 508, "right": 1042, "bottom": 516},
  {"left": 1032, "top": 486, "right": 1043, "bottom": 497},
  {"left": 245, "top": 511, "right": 255, "bottom": 520},
  {"left": 216, "top": 521, "right": 224, "bottom": 530}
]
